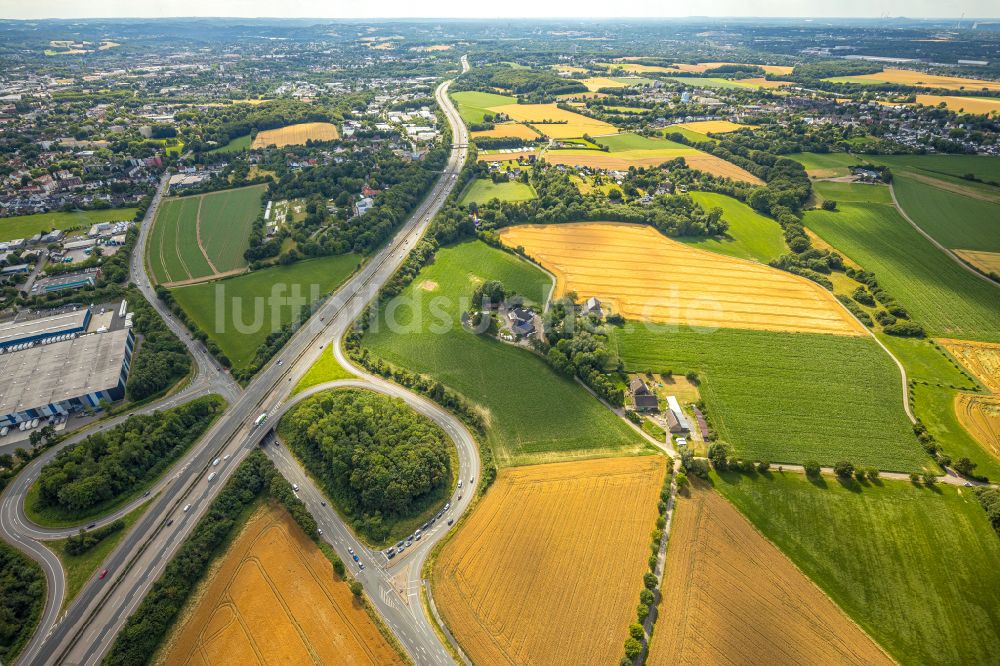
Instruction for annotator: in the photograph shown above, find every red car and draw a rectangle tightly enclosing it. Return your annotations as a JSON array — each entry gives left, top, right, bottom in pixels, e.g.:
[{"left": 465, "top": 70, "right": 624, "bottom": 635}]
[{"left": 98, "top": 569, "right": 109, "bottom": 580}]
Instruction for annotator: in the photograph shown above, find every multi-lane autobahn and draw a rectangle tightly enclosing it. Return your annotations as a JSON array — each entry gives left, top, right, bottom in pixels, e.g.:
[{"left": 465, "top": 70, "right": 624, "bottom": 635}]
[{"left": 2, "top": 56, "right": 473, "bottom": 665}]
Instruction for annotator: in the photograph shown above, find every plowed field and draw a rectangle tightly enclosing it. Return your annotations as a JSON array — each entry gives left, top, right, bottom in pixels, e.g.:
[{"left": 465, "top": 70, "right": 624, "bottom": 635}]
[
  {"left": 499, "top": 222, "right": 864, "bottom": 335},
  {"left": 649, "top": 481, "right": 893, "bottom": 666},
  {"left": 939, "top": 339, "right": 1000, "bottom": 392},
  {"left": 955, "top": 394, "right": 1000, "bottom": 459},
  {"left": 159, "top": 504, "right": 402, "bottom": 666},
  {"left": 433, "top": 456, "right": 666, "bottom": 666},
  {"left": 251, "top": 122, "right": 340, "bottom": 148},
  {"left": 541, "top": 149, "right": 763, "bottom": 184}
]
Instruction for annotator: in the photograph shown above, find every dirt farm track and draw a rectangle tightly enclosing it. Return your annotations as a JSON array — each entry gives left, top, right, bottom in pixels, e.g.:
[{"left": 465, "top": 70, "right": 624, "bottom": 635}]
[
  {"left": 157, "top": 503, "right": 403, "bottom": 666},
  {"left": 433, "top": 456, "right": 666, "bottom": 666},
  {"left": 648, "top": 481, "right": 893, "bottom": 666}
]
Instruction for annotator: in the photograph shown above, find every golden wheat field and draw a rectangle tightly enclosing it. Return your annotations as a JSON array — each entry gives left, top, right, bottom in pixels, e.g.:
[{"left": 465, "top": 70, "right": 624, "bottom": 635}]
[
  {"left": 500, "top": 222, "right": 863, "bottom": 335},
  {"left": 433, "top": 456, "right": 666, "bottom": 666},
  {"left": 833, "top": 68, "right": 1000, "bottom": 92},
  {"left": 648, "top": 481, "right": 893, "bottom": 666},
  {"left": 251, "top": 122, "right": 341, "bottom": 148},
  {"left": 471, "top": 123, "right": 540, "bottom": 140},
  {"left": 478, "top": 149, "right": 538, "bottom": 163},
  {"left": 540, "top": 149, "right": 764, "bottom": 184},
  {"left": 669, "top": 62, "right": 795, "bottom": 76},
  {"left": 938, "top": 339, "right": 1000, "bottom": 392},
  {"left": 488, "top": 102, "right": 619, "bottom": 138},
  {"left": 158, "top": 504, "right": 403, "bottom": 666},
  {"left": 955, "top": 394, "right": 1000, "bottom": 460},
  {"left": 955, "top": 250, "right": 1000, "bottom": 275},
  {"left": 914, "top": 95, "right": 1000, "bottom": 115}
]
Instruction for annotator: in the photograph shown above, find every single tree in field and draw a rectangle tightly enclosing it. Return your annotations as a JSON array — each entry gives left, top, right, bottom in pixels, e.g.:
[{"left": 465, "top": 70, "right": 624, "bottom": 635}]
[{"left": 833, "top": 460, "right": 855, "bottom": 479}]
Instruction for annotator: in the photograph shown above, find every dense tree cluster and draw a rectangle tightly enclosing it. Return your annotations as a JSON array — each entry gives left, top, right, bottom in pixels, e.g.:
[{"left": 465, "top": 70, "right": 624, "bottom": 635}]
[
  {"left": 180, "top": 99, "right": 348, "bottom": 152},
  {"left": 540, "top": 296, "right": 624, "bottom": 406},
  {"left": 0, "top": 543, "right": 44, "bottom": 663},
  {"left": 471, "top": 166, "right": 728, "bottom": 238},
  {"left": 281, "top": 389, "right": 451, "bottom": 542},
  {"left": 974, "top": 487, "right": 1000, "bottom": 539},
  {"left": 454, "top": 64, "right": 587, "bottom": 100},
  {"left": 35, "top": 396, "right": 223, "bottom": 515},
  {"left": 64, "top": 519, "right": 125, "bottom": 556},
  {"left": 107, "top": 452, "right": 323, "bottom": 666},
  {"left": 125, "top": 287, "right": 192, "bottom": 400}
]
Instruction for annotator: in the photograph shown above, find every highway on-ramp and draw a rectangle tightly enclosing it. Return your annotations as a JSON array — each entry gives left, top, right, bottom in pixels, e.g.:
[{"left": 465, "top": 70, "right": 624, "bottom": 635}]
[{"left": 4, "top": 61, "right": 471, "bottom": 666}]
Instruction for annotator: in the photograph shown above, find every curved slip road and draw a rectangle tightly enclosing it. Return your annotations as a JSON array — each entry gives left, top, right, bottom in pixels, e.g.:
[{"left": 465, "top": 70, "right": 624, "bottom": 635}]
[
  {"left": 0, "top": 170, "right": 243, "bottom": 666},
  {"left": 5, "top": 62, "right": 470, "bottom": 666}
]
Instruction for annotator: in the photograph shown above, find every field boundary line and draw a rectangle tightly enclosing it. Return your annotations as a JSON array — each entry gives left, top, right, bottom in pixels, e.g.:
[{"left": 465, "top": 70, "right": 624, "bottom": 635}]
[
  {"left": 194, "top": 195, "right": 220, "bottom": 275},
  {"left": 889, "top": 182, "right": 998, "bottom": 289},
  {"left": 161, "top": 268, "right": 249, "bottom": 289}
]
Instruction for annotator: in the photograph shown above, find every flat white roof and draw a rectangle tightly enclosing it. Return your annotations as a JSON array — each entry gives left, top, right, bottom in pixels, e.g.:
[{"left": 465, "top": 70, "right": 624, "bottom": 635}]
[
  {"left": 0, "top": 309, "right": 88, "bottom": 347},
  {"left": 0, "top": 329, "right": 130, "bottom": 416}
]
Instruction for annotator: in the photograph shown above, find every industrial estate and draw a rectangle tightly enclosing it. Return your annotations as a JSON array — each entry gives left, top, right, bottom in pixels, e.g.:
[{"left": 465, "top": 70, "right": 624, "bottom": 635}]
[{"left": 0, "top": 12, "right": 998, "bottom": 666}]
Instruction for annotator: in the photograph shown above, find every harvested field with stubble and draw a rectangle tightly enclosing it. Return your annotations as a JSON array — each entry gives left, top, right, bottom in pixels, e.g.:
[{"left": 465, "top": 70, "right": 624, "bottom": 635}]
[
  {"left": 433, "top": 456, "right": 666, "bottom": 666},
  {"left": 499, "top": 222, "right": 864, "bottom": 336},
  {"left": 471, "top": 122, "right": 539, "bottom": 140},
  {"left": 158, "top": 503, "right": 403, "bottom": 666},
  {"left": 541, "top": 149, "right": 763, "bottom": 183},
  {"left": 487, "top": 102, "right": 619, "bottom": 138},
  {"left": 649, "top": 480, "right": 892, "bottom": 666},
  {"left": 954, "top": 394, "right": 1000, "bottom": 459},
  {"left": 955, "top": 250, "right": 1000, "bottom": 276},
  {"left": 938, "top": 339, "right": 1000, "bottom": 392},
  {"left": 251, "top": 122, "right": 340, "bottom": 148}
]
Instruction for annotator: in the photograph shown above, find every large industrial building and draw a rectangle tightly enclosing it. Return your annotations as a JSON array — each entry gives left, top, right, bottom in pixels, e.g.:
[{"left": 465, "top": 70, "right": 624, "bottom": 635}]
[
  {"left": 0, "top": 308, "right": 91, "bottom": 350},
  {"left": 0, "top": 304, "right": 134, "bottom": 427}
]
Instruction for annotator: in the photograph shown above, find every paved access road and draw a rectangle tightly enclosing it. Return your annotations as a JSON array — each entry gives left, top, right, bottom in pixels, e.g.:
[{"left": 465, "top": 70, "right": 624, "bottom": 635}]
[
  {"left": 8, "top": 64, "right": 471, "bottom": 666},
  {"left": 0, "top": 169, "right": 244, "bottom": 666}
]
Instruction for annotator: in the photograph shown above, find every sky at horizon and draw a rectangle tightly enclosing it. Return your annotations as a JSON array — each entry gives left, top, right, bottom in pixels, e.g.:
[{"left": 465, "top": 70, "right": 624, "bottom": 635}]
[{"left": 1, "top": 1, "right": 996, "bottom": 21}]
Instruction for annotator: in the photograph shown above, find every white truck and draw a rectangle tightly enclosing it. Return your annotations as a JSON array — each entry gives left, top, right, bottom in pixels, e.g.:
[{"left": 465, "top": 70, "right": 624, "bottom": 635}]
[{"left": 254, "top": 413, "right": 268, "bottom": 428}]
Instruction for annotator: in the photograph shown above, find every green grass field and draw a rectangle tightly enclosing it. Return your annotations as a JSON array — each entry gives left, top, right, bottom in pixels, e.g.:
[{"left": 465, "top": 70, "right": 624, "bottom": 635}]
[
  {"left": 363, "top": 240, "right": 649, "bottom": 467},
  {"left": 450, "top": 91, "right": 517, "bottom": 125},
  {"left": 207, "top": 134, "right": 251, "bottom": 154},
  {"left": 0, "top": 208, "right": 137, "bottom": 243},
  {"left": 171, "top": 254, "right": 359, "bottom": 368},
  {"left": 595, "top": 133, "right": 689, "bottom": 152},
  {"left": 663, "top": 126, "right": 716, "bottom": 143},
  {"left": 805, "top": 202, "right": 1000, "bottom": 343},
  {"left": 459, "top": 178, "right": 537, "bottom": 206},
  {"left": 788, "top": 152, "right": 860, "bottom": 177},
  {"left": 148, "top": 185, "right": 264, "bottom": 284},
  {"left": 892, "top": 174, "right": 1000, "bottom": 252},
  {"left": 714, "top": 472, "right": 1000, "bottom": 665},
  {"left": 613, "top": 326, "right": 926, "bottom": 471},
  {"left": 912, "top": 383, "right": 1000, "bottom": 480},
  {"left": 292, "top": 349, "right": 355, "bottom": 395},
  {"left": 873, "top": 154, "right": 1000, "bottom": 184},
  {"left": 683, "top": 192, "right": 787, "bottom": 262},
  {"left": 51, "top": 500, "right": 150, "bottom": 610},
  {"left": 812, "top": 180, "right": 893, "bottom": 204}
]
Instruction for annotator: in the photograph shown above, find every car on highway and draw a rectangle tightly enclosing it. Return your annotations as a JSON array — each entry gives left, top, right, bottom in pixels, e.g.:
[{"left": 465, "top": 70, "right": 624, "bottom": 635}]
[
  {"left": 352, "top": 554, "right": 359, "bottom": 562},
  {"left": 213, "top": 458, "right": 220, "bottom": 466},
  {"left": 277, "top": 359, "right": 283, "bottom": 366},
  {"left": 318, "top": 528, "right": 323, "bottom": 535},
  {"left": 348, "top": 546, "right": 354, "bottom": 555},
  {"left": 447, "top": 517, "right": 454, "bottom": 526},
  {"left": 143, "top": 490, "right": 150, "bottom": 497},
  {"left": 166, "top": 519, "right": 174, "bottom": 526},
  {"left": 359, "top": 562, "right": 365, "bottom": 570},
  {"left": 444, "top": 502, "right": 450, "bottom": 511},
  {"left": 293, "top": 483, "right": 299, "bottom": 492},
  {"left": 321, "top": 500, "right": 326, "bottom": 506},
  {"left": 208, "top": 472, "right": 217, "bottom": 482},
  {"left": 457, "top": 479, "right": 462, "bottom": 489},
  {"left": 183, "top": 504, "right": 191, "bottom": 512},
  {"left": 87, "top": 523, "right": 96, "bottom": 529},
  {"left": 98, "top": 569, "right": 109, "bottom": 580}
]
